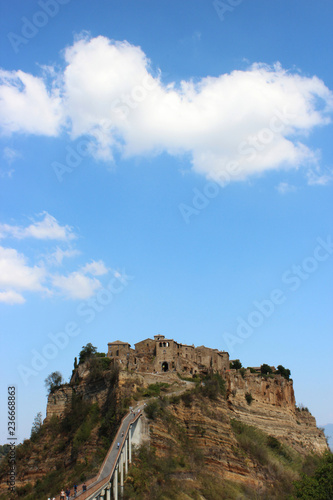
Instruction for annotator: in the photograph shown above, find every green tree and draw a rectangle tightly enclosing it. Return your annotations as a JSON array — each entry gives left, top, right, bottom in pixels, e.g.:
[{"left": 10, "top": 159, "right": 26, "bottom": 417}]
[
  {"left": 44, "top": 371, "right": 63, "bottom": 393},
  {"left": 276, "top": 364, "right": 291, "bottom": 380},
  {"left": 230, "top": 359, "right": 242, "bottom": 369},
  {"left": 79, "top": 343, "right": 97, "bottom": 364},
  {"left": 260, "top": 364, "right": 272, "bottom": 375},
  {"left": 30, "top": 412, "right": 42, "bottom": 440},
  {"left": 245, "top": 392, "right": 253, "bottom": 405},
  {"left": 292, "top": 451, "right": 333, "bottom": 499}
]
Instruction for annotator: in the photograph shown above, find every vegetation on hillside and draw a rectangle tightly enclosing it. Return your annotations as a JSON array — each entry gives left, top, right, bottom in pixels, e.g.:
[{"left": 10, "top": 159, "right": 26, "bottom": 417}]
[
  {"left": 290, "top": 451, "right": 333, "bottom": 499},
  {"left": 122, "top": 375, "right": 330, "bottom": 500},
  {"left": 0, "top": 351, "right": 327, "bottom": 500},
  {"left": 0, "top": 349, "right": 123, "bottom": 500}
]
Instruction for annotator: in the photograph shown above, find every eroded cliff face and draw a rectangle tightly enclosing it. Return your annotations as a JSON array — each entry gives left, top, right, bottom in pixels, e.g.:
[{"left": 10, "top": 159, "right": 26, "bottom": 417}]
[
  {"left": 45, "top": 368, "right": 327, "bottom": 459},
  {"left": 145, "top": 373, "right": 327, "bottom": 491},
  {"left": 226, "top": 370, "right": 327, "bottom": 455},
  {"left": 147, "top": 395, "right": 267, "bottom": 489},
  {"left": 1, "top": 364, "right": 327, "bottom": 498},
  {"left": 45, "top": 363, "right": 109, "bottom": 421}
]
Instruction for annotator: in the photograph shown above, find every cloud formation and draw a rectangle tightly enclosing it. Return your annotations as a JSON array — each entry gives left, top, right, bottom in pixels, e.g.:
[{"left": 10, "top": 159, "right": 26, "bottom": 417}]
[
  {"left": 0, "top": 212, "right": 76, "bottom": 241},
  {"left": 0, "top": 35, "right": 332, "bottom": 183},
  {"left": 0, "top": 213, "right": 112, "bottom": 304}
]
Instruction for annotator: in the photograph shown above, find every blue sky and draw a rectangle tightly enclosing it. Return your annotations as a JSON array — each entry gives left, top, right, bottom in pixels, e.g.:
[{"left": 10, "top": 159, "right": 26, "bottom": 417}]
[{"left": 0, "top": 0, "right": 332, "bottom": 443}]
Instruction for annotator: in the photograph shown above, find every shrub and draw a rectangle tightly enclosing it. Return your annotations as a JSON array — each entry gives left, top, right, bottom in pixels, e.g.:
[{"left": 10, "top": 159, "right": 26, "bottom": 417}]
[
  {"left": 141, "top": 382, "right": 169, "bottom": 397},
  {"left": 181, "top": 391, "right": 194, "bottom": 407},
  {"left": 45, "top": 371, "right": 63, "bottom": 393},
  {"left": 87, "top": 356, "right": 111, "bottom": 382},
  {"left": 276, "top": 365, "right": 291, "bottom": 380},
  {"left": 230, "top": 359, "right": 242, "bottom": 369},
  {"left": 292, "top": 451, "right": 333, "bottom": 499},
  {"left": 199, "top": 372, "right": 226, "bottom": 400},
  {"left": 245, "top": 392, "right": 253, "bottom": 405},
  {"left": 239, "top": 367, "right": 246, "bottom": 378},
  {"left": 79, "top": 343, "right": 97, "bottom": 364},
  {"left": 261, "top": 364, "right": 273, "bottom": 375},
  {"left": 267, "top": 435, "right": 291, "bottom": 461},
  {"left": 231, "top": 420, "right": 268, "bottom": 465},
  {"left": 145, "top": 400, "right": 162, "bottom": 420},
  {"left": 30, "top": 412, "right": 43, "bottom": 441}
]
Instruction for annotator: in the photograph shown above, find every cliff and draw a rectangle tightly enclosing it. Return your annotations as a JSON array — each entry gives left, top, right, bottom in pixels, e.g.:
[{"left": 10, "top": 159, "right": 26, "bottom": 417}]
[
  {"left": 226, "top": 370, "right": 327, "bottom": 455},
  {"left": 0, "top": 362, "right": 329, "bottom": 500},
  {"left": 141, "top": 371, "right": 327, "bottom": 493}
]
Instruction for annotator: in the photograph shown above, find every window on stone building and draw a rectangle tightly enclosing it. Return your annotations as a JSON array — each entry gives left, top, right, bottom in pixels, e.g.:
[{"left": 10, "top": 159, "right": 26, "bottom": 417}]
[{"left": 116, "top": 350, "right": 119, "bottom": 356}]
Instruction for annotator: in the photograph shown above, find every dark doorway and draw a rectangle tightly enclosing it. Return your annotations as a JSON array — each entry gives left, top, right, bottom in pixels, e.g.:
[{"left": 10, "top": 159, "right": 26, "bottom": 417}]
[{"left": 161, "top": 361, "right": 169, "bottom": 372}]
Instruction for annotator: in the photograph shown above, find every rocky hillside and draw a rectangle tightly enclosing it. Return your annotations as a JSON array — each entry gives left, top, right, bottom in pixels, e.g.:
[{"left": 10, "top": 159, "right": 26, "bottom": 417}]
[
  {"left": 226, "top": 370, "right": 327, "bottom": 455},
  {"left": 0, "top": 358, "right": 329, "bottom": 500}
]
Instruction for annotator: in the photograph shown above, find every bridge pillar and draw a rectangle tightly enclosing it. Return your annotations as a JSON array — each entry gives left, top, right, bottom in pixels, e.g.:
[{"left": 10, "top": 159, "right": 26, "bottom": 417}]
[
  {"left": 113, "top": 465, "right": 118, "bottom": 500},
  {"left": 125, "top": 438, "right": 128, "bottom": 475},
  {"left": 120, "top": 449, "right": 124, "bottom": 497},
  {"left": 106, "top": 484, "right": 111, "bottom": 500},
  {"left": 129, "top": 425, "right": 132, "bottom": 463}
]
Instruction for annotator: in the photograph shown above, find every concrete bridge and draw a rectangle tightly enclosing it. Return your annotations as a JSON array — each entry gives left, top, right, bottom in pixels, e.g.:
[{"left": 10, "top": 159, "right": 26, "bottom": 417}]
[{"left": 71, "top": 404, "right": 145, "bottom": 500}]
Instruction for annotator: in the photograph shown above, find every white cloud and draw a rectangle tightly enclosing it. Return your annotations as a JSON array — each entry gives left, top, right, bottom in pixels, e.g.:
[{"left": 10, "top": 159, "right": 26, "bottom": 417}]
[
  {"left": 306, "top": 168, "right": 333, "bottom": 186},
  {"left": 3, "top": 147, "right": 21, "bottom": 164},
  {"left": 82, "top": 260, "right": 109, "bottom": 276},
  {"left": 51, "top": 271, "right": 102, "bottom": 299},
  {"left": 51, "top": 259, "right": 109, "bottom": 298},
  {"left": 0, "top": 69, "right": 63, "bottom": 136},
  {"left": 0, "top": 246, "right": 46, "bottom": 294},
  {"left": 0, "top": 167, "right": 14, "bottom": 178},
  {"left": 0, "top": 35, "right": 332, "bottom": 184},
  {"left": 0, "top": 212, "right": 76, "bottom": 241},
  {"left": 276, "top": 182, "right": 297, "bottom": 194},
  {"left": 0, "top": 290, "right": 25, "bottom": 305},
  {"left": 47, "top": 246, "right": 80, "bottom": 266},
  {"left": 0, "top": 214, "right": 111, "bottom": 304}
]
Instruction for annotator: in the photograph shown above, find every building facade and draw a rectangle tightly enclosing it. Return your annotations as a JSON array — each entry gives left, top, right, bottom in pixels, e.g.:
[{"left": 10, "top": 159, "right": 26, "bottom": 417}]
[{"left": 107, "top": 335, "right": 229, "bottom": 375}]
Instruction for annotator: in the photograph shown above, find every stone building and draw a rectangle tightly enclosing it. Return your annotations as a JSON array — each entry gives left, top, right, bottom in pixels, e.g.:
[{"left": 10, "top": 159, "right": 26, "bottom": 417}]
[{"left": 107, "top": 335, "right": 229, "bottom": 375}]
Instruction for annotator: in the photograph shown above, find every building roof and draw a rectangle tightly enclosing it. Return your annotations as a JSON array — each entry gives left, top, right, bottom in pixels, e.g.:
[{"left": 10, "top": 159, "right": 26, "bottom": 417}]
[
  {"left": 108, "top": 340, "right": 130, "bottom": 345},
  {"left": 134, "top": 338, "right": 154, "bottom": 345}
]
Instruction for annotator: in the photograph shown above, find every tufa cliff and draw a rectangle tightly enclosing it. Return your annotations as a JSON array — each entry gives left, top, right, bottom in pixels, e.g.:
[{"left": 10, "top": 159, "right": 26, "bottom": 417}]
[{"left": 0, "top": 354, "right": 329, "bottom": 500}]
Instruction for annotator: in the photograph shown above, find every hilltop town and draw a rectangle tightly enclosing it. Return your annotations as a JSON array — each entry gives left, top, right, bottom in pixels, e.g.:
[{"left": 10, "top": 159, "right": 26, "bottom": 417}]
[{"left": 107, "top": 335, "right": 229, "bottom": 375}]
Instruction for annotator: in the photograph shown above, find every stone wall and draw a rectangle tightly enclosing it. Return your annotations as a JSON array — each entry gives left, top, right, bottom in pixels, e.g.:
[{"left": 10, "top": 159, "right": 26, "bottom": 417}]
[{"left": 107, "top": 335, "right": 230, "bottom": 376}]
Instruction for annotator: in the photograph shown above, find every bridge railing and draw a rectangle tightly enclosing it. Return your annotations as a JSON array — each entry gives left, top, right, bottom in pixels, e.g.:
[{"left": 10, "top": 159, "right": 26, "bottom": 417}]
[{"left": 77, "top": 409, "right": 142, "bottom": 500}]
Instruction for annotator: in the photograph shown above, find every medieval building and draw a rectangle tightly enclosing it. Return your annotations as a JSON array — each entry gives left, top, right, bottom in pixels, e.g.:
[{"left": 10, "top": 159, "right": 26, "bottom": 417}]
[{"left": 107, "top": 335, "right": 229, "bottom": 375}]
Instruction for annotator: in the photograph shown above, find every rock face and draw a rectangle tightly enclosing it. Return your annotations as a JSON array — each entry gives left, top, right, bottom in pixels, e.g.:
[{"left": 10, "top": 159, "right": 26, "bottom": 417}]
[
  {"left": 45, "top": 363, "right": 109, "bottom": 422},
  {"left": 146, "top": 371, "right": 327, "bottom": 489},
  {"left": 226, "top": 370, "right": 327, "bottom": 455},
  {"left": 148, "top": 394, "right": 266, "bottom": 488},
  {"left": 1, "top": 363, "right": 327, "bottom": 497},
  {"left": 45, "top": 368, "right": 327, "bottom": 458}
]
